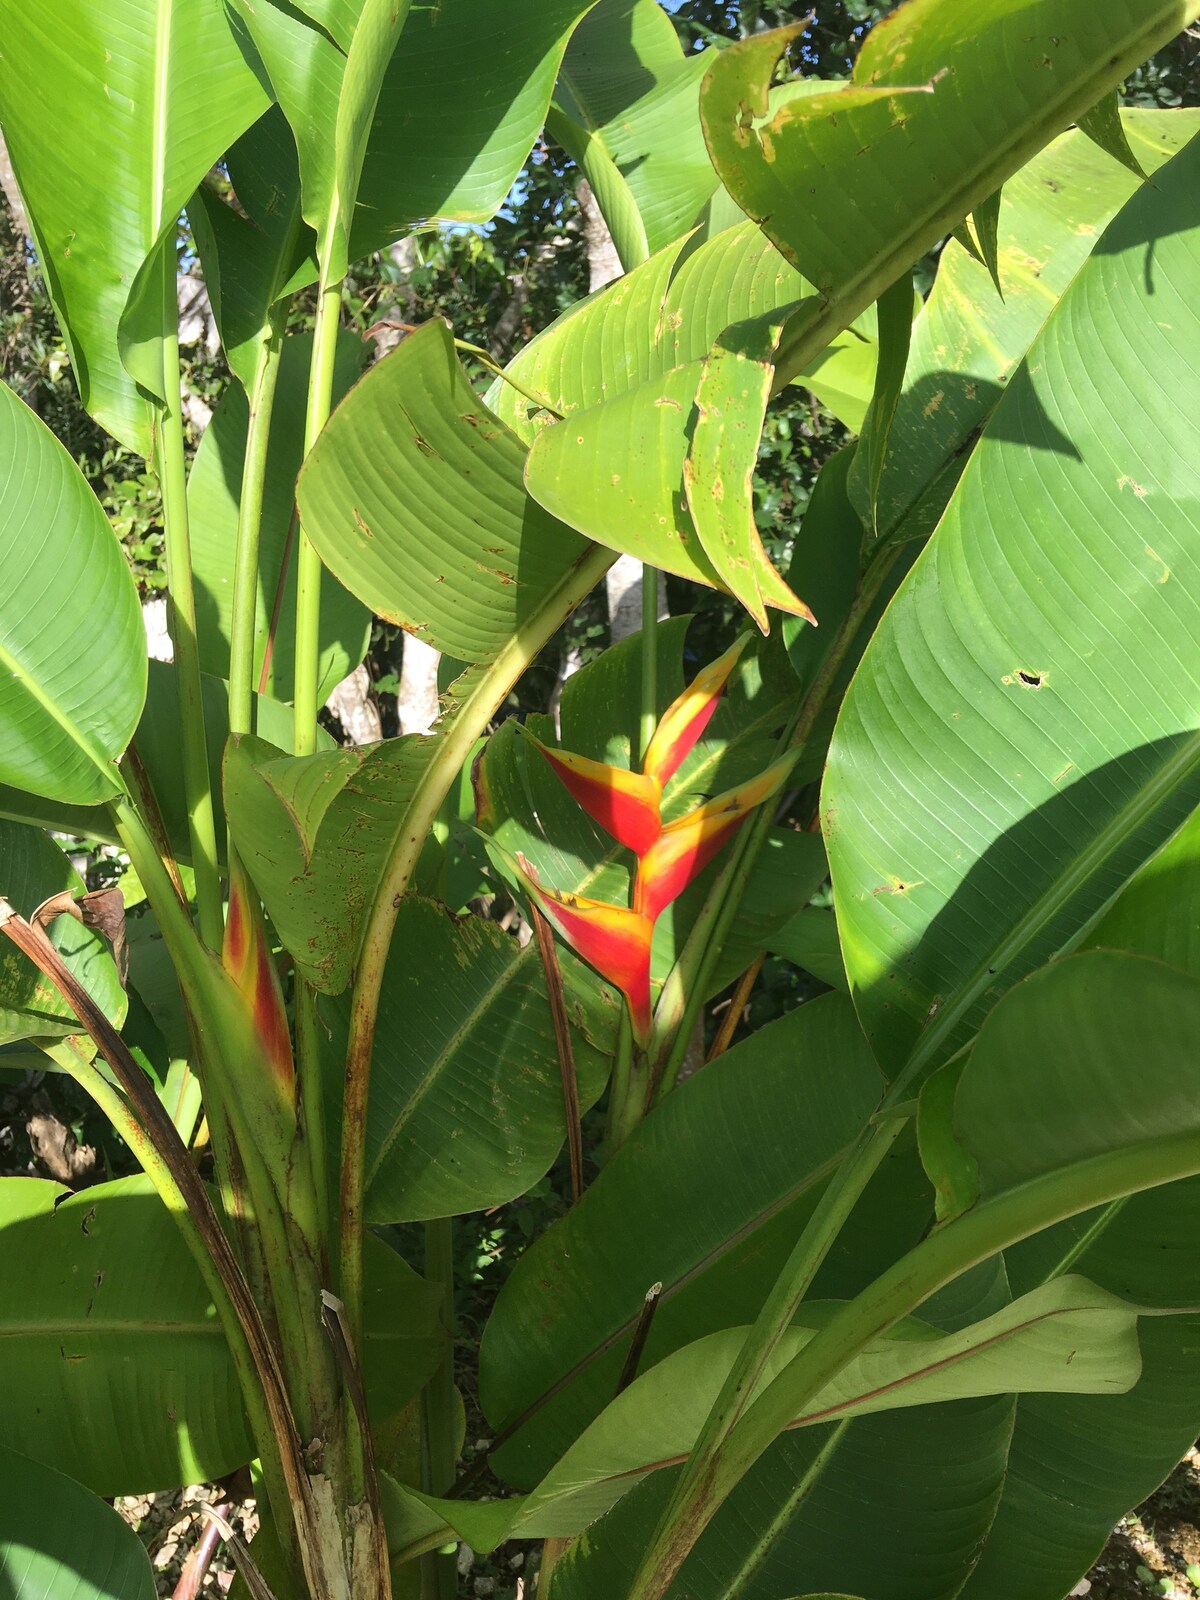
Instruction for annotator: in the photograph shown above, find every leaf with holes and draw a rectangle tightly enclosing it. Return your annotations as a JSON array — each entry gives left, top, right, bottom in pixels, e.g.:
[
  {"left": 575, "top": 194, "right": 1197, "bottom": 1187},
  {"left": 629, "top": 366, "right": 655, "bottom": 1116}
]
[{"left": 825, "top": 134, "right": 1200, "bottom": 1079}]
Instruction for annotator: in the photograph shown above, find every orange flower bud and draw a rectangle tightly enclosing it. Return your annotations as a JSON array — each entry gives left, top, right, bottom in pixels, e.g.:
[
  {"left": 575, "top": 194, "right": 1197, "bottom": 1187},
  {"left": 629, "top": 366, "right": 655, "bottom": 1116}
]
[{"left": 223, "top": 857, "right": 295, "bottom": 1097}]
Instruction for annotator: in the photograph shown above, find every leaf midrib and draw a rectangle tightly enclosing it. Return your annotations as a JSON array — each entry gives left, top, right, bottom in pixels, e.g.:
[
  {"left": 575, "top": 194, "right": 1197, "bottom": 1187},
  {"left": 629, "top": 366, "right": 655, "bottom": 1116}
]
[{"left": 0, "top": 630, "right": 118, "bottom": 796}]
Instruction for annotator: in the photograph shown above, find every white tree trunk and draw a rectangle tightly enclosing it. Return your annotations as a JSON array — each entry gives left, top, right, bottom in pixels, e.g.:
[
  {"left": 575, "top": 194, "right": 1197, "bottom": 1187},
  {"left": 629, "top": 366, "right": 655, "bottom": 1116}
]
[
  {"left": 397, "top": 634, "right": 441, "bottom": 735},
  {"left": 325, "top": 664, "right": 382, "bottom": 745}
]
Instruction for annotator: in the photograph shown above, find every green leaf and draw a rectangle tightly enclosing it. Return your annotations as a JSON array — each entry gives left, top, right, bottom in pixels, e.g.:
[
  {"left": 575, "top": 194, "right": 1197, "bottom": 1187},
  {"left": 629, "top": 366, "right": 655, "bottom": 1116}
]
[
  {"left": 1084, "top": 803, "right": 1200, "bottom": 979},
  {"left": 0, "top": 820, "right": 126, "bottom": 1045},
  {"left": 959, "top": 1179, "right": 1200, "bottom": 1600},
  {"left": 551, "top": 0, "right": 715, "bottom": 261},
  {"left": 825, "top": 133, "right": 1200, "bottom": 1078},
  {"left": 409, "top": 1274, "right": 1140, "bottom": 1547},
  {"left": 0, "top": 0, "right": 269, "bottom": 451},
  {"left": 0, "top": 1175, "right": 441, "bottom": 1494},
  {"left": 352, "top": 0, "right": 599, "bottom": 242},
  {"left": 544, "top": 1397, "right": 1012, "bottom": 1600},
  {"left": 190, "top": 108, "right": 318, "bottom": 391},
  {"left": 189, "top": 330, "right": 371, "bottom": 701},
  {"left": 699, "top": 1, "right": 1199, "bottom": 389},
  {"left": 0, "top": 382, "right": 145, "bottom": 805},
  {"left": 358, "top": 896, "right": 615, "bottom": 1223},
  {"left": 135, "top": 664, "right": 334, "bottom": 869},
  {"left": 0, "top": 1175, "right": 249, "bottom": 1493},
  {"left": 874, "top": 110, "right": 1200, "bottom": 548},
  {"left": 0, "top": 1441, "right": 154, "bottom": 1600},
  {"left": 768, "top": 906, "right": 848, "bottom": 992},
  {"left": 223, "top": 732, "right": 436, "bottom": 994},
  {"left": 490, "top": 222, "right": 808, "bottom": 444},
  {"left": 298, "top": 319, "right": 594, "bottom": 661},
  {"left": 231, "top": 0, "right": 414, "bottom": 284},
  {"left": 479, "top": 995, "right": 890, "bottom": 1486},
  {"left": 846, "top": 274, "right": 916, "bottom": 536},
  {"left": 683, "top": 313, "right": 815, "bottom": 629},
  {"left": 780, "top": 447, "right": 864, "bottom": 689}
]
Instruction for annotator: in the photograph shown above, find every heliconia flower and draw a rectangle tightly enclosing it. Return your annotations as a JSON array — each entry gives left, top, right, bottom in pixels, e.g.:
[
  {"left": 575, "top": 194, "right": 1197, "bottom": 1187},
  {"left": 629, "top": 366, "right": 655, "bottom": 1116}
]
[
  {"left": 514, "top": 852, "right": 655, "bottom": 1045},
  {"left": 494, "top": 642, "right": 794, "bottom": 1051},
  {"left": 633, "top": 754, "right": 798, "bottom": 922},
  {"left": 642, "top": 634, "right": 750, "bottom": 787},
  {"left": 519, "top": 729, "right": 663, "bottom": 855},
  {"left": 223, "top": 857, "right": 295, "bottom": 1097}
]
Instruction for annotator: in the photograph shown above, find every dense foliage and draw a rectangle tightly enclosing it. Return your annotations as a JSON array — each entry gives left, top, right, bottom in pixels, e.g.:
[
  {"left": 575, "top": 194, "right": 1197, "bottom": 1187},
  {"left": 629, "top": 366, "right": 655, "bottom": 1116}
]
[{"left": 3, "top": 4, "right": 1200, "bottom": 1600}]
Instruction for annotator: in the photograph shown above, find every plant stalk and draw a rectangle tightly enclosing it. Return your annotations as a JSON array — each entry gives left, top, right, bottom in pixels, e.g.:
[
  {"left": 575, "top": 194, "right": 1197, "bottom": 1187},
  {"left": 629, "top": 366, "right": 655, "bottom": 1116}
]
[
  {"left": 421, "top": 1217, "right": 459, "bottom": 1600},
  {"left": 229, "top": 315, "right": 288, "bottom": 737},
  {"left": 639, "top": 564, "right": 659, "bottom": 764},
  {"left": 155, "top": 325, "right": 224, "bottom": 950},
  {"left": 651, "top": 543, "right": 902, "bottom": 1099},
  {"left": 293, "top": 280, "right": 343, "bottom": 757}
]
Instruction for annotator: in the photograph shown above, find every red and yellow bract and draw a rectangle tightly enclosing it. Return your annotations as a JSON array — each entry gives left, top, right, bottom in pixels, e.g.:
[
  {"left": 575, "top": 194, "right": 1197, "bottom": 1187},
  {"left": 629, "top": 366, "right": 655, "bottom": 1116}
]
[{"left": 505, "top": 641, "right": 792, "bottom": 1047}]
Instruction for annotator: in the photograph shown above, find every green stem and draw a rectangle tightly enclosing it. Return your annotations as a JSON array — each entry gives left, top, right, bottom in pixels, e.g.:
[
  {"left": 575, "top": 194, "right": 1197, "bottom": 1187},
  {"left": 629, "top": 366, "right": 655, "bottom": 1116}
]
[
  {"left": 606, "top": 1021, "right": 650, "bottom": 1156},
  {"left": 156, "top": 325, "right": 223, "bottom": 950},
  {"left": 294, "top": 281, "right": 343, "bottom": 757},
  {"left": 229, "top": 317, "right": 288, "bottom": 737},
  {"left": 628, "top": 1112, "right": 906, "bottom": 1598},
  {"left": 338, "top": 544, "right": 614, "bottom": 1350},
  {"left": 627, "top": 1126, "right": 1200, "bottom": 1599},
  {"left": 639, "top": 564, "right": 659, "bottom": 764},
  {"left": 651, "top": 543, "right": 902, "bottom": 1098},
  {"left": 421, "top": 1217, "right": 458, "bottom": 1600}
]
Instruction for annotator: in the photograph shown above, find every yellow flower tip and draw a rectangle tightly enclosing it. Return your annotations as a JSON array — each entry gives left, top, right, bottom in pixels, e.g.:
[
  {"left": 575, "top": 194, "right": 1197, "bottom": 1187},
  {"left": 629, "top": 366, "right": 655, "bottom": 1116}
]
[{"left": 643, "top": 634, "right": 753, "bottom": 788}]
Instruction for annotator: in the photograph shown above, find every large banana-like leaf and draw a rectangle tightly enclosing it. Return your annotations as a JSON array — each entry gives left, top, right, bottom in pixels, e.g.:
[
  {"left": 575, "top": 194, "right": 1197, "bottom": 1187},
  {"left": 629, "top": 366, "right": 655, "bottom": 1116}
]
[
  {"left": 230, "top": 0, "right": 413, "bottom": 285},
  {"left": 874, "top": 108, "right": 1200, "bottom": 544},
  {"left": 701, "top": 0, "right": 1200, "bottom": 387},
  {"left": 543, "top": 1396, "right": 1014, "bottom": 1600},
  {"left": 566, "top": 949, "right": 1200, "bottom": 1600},
  {"left": 298, "top": 319, "right": 593, "bottom": 661},
  {"left": 188, "top": 330, "right": 370, "bottom": 702},
  {"left": 0, "top": 381, "right": 145, "bottom": 805},
  {"left": 513, "top": 225, "right": 817, "bottom": 604},
  {"left": 959, "top": 1179, "right": 1200, "bottom": 1600},
  {"left": 825, "top": 133, "right": 1200, "bottom": 1078},
  {"left": 398, "top": 1273, "right": 1140, "bottom": 1550},
  {"left": 0, "top": 0, "right": 269, "bottom": 452},
  {"left": 352, "top": 0, "right": 599, "bottom": 243},
  {"left": 244, "top": 317, "right": 613, "bottom": 988},
  {"left": 0, "top": 1176, "right": 442, "bottom": 1495},
  {"left": 550, "top": 0, "right": 714, "bottom": 265},
  {"left": 479, "top": 996, "right": 909, "bottom": 1488},
  {"left": 0, "top": 820, "right": 125, "bottom": 1045},
  {"left": 133, "top": 664, "right": 334, "bottom": 870},
  {"left": 490, "top": 222, "right": 807, "bottom": 441},
  {"left": 0, "top": 1442, "right": 154, "bottom": 1600},
  {"left": 359, "top": 896, "right": 615, "bottom": 1223},
  {"left": 224, "top": 732, "right": 436, "bottom": 994}
]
